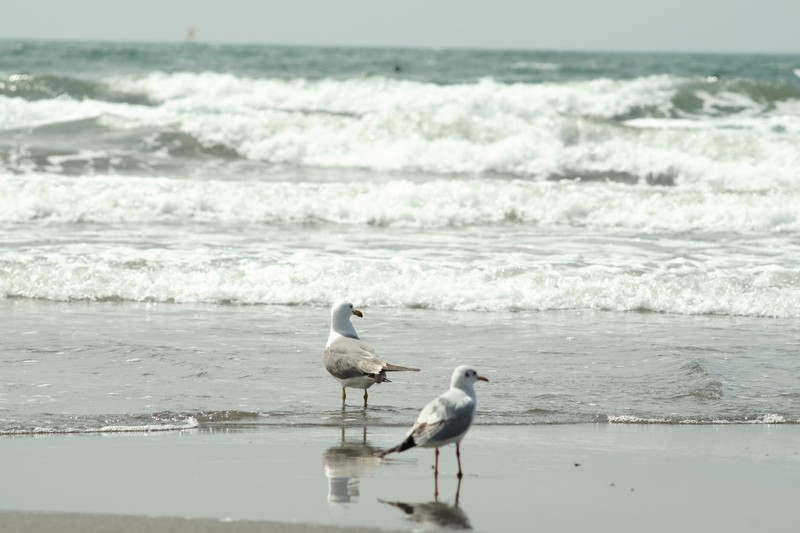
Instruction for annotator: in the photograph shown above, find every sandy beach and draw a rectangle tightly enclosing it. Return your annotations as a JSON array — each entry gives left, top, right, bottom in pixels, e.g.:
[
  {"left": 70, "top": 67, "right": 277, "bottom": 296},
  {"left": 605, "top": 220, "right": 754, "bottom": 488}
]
[{"left": 2, "top": 423, "right": 799, "bottom": 533}]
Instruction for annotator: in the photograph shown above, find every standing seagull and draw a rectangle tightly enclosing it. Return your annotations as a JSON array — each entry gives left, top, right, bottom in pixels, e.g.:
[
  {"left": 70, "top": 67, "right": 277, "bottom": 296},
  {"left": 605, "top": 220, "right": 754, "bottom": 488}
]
[
  {"left": 323, "top": 300, "right": 420, "bottom": 407},
  {"left": 382, "top": 365, "right": 488, "bottom": 482}
]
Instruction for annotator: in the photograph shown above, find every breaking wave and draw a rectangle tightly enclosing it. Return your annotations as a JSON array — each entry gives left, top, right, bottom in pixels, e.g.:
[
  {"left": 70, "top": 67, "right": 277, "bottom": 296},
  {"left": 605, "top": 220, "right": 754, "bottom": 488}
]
[
  {"left": 2, "top": 73, "right": 799, "bottom": 189},
  {"left": 1, "top": 174, "right": 798, "bottom": 232}
]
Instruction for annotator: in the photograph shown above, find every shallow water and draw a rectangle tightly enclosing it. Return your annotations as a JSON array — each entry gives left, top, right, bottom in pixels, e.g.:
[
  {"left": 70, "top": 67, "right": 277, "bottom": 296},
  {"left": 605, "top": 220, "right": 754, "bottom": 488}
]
[{"left": 1, "top": 300, "right": 798, "bottom": 434}]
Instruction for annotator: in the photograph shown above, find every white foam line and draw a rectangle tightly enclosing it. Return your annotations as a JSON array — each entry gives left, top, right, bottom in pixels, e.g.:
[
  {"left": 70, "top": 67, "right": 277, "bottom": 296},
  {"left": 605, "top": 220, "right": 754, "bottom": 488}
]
[
  {"left": 607, "top": 414, "right": 791, "bottom": 425},
  {"left": 0, "top": 417, "right": 199, "bottom": 436}
]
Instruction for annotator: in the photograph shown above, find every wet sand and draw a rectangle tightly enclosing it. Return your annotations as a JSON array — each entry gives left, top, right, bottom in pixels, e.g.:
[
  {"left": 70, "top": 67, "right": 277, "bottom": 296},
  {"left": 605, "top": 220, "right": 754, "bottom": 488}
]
[
  {"left": 2, "top": 423, "right": 799, "bottom": 532},
  {"left": 0, "top": 511, "right": 397, "bottom": 533}
]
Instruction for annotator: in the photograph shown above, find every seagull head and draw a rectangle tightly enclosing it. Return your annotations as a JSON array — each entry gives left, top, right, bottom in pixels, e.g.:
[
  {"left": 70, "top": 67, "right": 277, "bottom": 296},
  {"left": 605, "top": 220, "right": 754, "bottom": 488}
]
[
  {"left": 451, "top": 365, "right": 489, "bottom": 390},
  {"left": 330, "top": 300, "right": 362, "bottom": 339}
]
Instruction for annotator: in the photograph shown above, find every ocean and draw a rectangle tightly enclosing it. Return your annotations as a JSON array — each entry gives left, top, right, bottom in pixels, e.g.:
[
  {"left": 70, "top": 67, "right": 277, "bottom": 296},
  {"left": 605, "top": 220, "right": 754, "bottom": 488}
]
[{"left": 1, "top": 41, "right": 799, "bottom": 435}]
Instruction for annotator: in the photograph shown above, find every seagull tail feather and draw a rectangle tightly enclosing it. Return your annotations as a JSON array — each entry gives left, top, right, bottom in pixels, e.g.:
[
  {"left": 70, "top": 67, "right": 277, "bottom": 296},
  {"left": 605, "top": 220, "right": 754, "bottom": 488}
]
[
  {"left": 380, "top": 435, "right": 416, "bottom": 457},
  {"left": 383, "top": 363, "right": 421, "bottom": 372}
]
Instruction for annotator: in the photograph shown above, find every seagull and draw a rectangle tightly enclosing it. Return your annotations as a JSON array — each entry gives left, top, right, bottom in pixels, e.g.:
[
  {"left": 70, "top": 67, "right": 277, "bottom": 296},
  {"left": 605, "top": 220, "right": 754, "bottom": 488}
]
[
  {"left": 323, "top": 300, "right": 420, "bottom": 408},
  {"left": 381, "top": 365, "right": 488, "bottom": 481}
]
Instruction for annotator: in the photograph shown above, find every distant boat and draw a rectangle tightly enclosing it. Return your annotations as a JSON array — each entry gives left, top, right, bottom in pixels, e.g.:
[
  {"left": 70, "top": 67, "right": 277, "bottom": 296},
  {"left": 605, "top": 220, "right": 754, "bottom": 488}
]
[{"left": 186, "top": 27, "right": 196, "bottom": 42}]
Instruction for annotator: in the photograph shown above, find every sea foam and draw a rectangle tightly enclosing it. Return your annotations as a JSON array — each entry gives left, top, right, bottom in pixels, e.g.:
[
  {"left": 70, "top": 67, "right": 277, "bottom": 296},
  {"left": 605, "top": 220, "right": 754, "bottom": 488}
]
[
  {"left": 1, "top": 229, "right": 799, "bottom": 317},
  {"left": 4, "top": 73, "right": 799, "bottom": 190},
  {"left": 0, "top": 417, "right": 199, "bottom": 436},
  {"left": 607, "top": 414, "right": 792, "bottom": 425},
  {"left": 1, "top": 174, "right": 798, "bottom": 232}
]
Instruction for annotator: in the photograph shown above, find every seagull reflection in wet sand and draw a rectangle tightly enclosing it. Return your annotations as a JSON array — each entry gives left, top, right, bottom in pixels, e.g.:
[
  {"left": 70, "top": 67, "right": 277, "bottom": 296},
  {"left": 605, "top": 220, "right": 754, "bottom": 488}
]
[
  {"left": 380, "top": 478, "right": 472, "bottom": 530},
  {"left": 323, "top": 421, "right": 383, "bottom": 503}
]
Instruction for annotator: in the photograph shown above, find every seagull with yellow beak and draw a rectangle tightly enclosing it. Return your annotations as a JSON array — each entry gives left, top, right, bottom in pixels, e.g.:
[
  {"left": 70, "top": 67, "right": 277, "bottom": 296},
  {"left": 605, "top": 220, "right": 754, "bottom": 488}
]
[{"left": 323, "top": 300, "right": 420, "bottom": 407}]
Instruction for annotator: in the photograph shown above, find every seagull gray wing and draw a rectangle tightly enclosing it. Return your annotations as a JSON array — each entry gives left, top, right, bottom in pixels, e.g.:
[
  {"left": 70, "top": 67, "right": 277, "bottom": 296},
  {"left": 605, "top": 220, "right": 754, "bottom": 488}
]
[
  {"left": 324, "top": 337, "right": 386, "bottom": 380},
  {"left": 410, "top": 391, "right": 476, "bottom": 446}
]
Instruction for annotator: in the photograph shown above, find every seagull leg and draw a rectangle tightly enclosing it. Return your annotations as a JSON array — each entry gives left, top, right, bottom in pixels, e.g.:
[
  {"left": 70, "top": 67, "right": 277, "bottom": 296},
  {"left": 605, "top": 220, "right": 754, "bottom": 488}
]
[
  {"left": 434, "top": 448, "right": 440, "bottom": 501},
  {"left": 455, "top": 476, "right": 463, "bottom": 506},
  {"left": 456, "top": 442, "right": 463, "bottom": 479},
  {"left": 341, "top": 387, "right": 346, "bottom": 404},
  {"left": 363, "top": 389, "right": 368, "bottom": 408}
]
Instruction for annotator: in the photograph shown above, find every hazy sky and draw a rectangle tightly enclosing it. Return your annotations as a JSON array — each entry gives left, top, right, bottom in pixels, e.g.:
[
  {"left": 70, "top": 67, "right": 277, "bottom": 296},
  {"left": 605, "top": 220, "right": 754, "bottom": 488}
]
[{"left": 1, "top": 0, "right": 799, "bottom": 54}]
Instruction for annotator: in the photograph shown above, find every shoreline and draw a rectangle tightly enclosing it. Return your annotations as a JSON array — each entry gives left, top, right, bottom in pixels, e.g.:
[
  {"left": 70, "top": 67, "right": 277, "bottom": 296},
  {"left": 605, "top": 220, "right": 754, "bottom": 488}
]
[{"left": 2, "top": 424, "right": 799, "bottom": 533}]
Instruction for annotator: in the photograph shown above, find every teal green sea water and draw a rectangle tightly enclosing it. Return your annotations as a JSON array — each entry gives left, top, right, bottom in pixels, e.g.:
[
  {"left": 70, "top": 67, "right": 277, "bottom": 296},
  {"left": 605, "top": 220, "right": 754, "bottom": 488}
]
[{"left": 1, "top": 41, "right": 799, "bottom": 434}]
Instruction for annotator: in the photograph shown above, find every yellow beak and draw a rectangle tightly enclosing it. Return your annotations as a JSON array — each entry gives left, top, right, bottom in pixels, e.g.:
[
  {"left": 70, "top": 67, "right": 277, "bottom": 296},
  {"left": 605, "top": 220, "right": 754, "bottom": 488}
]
[{"left": 352, "top": 309, "right": 363, "bottom": 318}]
